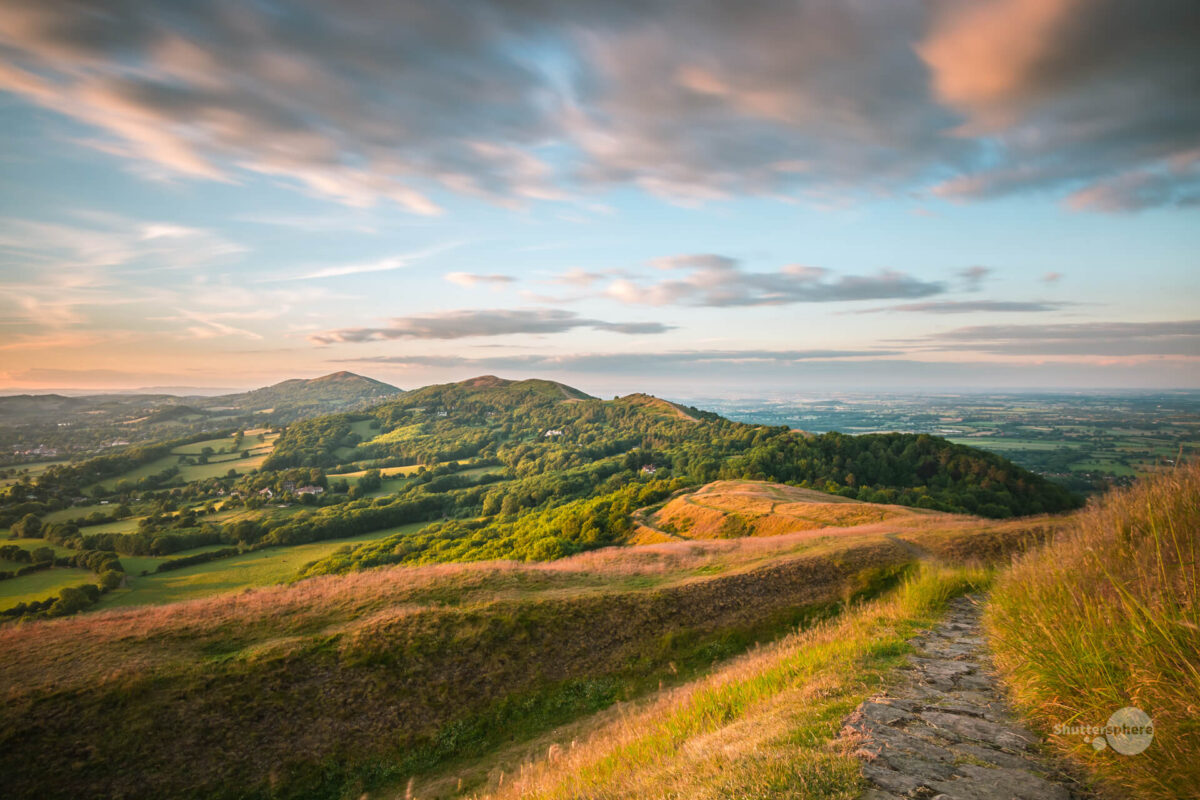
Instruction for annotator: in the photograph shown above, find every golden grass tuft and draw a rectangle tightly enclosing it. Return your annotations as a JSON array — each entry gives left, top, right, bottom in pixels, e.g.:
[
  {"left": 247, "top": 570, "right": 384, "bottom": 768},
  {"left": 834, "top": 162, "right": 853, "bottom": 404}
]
[{"left": 987, "top": 461, "right": 1200, "bottom": 799}]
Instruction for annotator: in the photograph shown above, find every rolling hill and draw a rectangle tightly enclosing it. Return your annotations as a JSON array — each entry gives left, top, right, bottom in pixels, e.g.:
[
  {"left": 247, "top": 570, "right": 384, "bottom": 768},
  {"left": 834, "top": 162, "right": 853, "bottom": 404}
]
[
  {"left": 198, "top": 370, "right": 402, "bottom": 417},
  {"left": 0, "top": 372, "right": 402, "bottom": 457},
  {"left": 8, "top": 373, "right": 1192, "bottom": 800}
]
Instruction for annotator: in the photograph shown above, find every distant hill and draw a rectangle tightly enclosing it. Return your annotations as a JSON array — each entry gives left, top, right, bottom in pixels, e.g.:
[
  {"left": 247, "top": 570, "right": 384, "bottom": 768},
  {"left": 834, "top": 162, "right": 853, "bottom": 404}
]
[
  {"left": 0, "top": 372, "right": 401, "bottom": 459},
  {"left": 197, "top": 371, "right": 402, "bottom": 417},
  {"left": 400, "top": 375, "right": 593, "bottom": 406}
]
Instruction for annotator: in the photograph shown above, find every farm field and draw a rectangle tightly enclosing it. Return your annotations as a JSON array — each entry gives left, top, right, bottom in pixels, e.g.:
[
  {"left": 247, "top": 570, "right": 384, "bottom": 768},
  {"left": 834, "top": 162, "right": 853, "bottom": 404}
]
[
  {"left": 0, "top": 566, "right": 95, "bottom": 611},
  {"left": 96, "top": 521, "right": 429, "bottom": 609},
  {"left": 89, "top": 431, "right": 279, "bottom": 490},
  {"left": 0, "top": 459, "right": 69, "bottom": 487}
]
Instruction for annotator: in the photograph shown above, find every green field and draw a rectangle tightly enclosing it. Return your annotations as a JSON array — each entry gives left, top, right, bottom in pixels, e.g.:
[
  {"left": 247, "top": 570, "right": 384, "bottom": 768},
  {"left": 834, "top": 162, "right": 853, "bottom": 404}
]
[
  {"left": 43, "top": 503, "right": 117, "bottom": 523},
  {"left": 5, "top": 537, "right": 81, "bottom": 557},
  {"left": 0, "top": 566, "right": 95, "bottom": 611},
  {"left": 946, "top": 437, "right": 1082, "bottom": 452},
  {"left": 0, "top": 459, "right": 70, "bottom": 486},
  {"left": 1068, "top": 460, "right": 1137, "bottom": 476},
  {"left": 171, "top": 435, "right": 243, "bottom": 455},
  {"left": 90, "top": 434, "right": 278, "bottom": 490},
  {"left": 95, "top": 521, "right": 429, "bottom": 609},
  {"left": 328, "top": 463, "right": 426, "bottom": 478}
]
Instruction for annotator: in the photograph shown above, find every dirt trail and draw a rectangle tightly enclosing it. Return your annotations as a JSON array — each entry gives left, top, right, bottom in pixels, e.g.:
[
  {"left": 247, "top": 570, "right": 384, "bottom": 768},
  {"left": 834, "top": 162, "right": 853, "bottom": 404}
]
[
  {"left": 843, "top": 595, "right": 1090, "bottom": 799},
  {"left": 629, "top": 505, "right": 690, "bottom": 540}
]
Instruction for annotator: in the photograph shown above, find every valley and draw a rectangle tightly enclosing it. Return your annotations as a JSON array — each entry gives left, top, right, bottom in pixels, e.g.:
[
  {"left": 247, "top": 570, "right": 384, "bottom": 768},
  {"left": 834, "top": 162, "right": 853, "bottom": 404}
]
[{"left": 701, "top": 391, "right": 1200, "bottom": 493}]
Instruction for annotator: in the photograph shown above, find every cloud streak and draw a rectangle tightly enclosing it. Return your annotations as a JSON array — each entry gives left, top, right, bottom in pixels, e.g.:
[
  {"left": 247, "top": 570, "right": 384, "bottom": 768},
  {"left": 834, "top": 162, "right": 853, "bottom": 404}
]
[
  {"left": 336, "top": 348, "right": 903, "bottom": 372},
  {"left": 446, "top": 272, "right": 516, "bottom": 288},
  {"left": 600, "top": 255, "right": 945, "bottom": 307},
  {"left": 855, "top": 300, "right": 1070, "bottom": 314},
  {"left": 912, "top": 319, "right": 1200, "bottom": 357},
  {"left": 309, "top": 309, "right": 674, "bottom": 344},
  {"left": 275, "top": 242, "right": 460, "bottom": 282}
]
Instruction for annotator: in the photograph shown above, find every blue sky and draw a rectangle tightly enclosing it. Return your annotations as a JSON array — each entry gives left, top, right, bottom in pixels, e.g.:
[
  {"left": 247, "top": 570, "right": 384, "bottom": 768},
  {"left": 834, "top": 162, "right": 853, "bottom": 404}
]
[{"left": 0, "top": 0, "right": 1197, "bottom": 396}]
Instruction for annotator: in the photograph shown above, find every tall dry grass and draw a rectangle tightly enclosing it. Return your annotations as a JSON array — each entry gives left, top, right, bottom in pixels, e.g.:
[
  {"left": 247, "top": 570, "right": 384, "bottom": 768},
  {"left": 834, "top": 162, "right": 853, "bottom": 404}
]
[{"left": 987, "top": 462, "right": 1200, "bottom": 799}]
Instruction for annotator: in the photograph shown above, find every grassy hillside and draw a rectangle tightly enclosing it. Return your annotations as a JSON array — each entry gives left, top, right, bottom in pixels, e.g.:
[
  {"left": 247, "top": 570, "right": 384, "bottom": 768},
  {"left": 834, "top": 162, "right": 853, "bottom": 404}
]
[
  {"left": 2, "top": 531, "right": 915, "bottom": 800},
  {"left": 1, "top": 375, "right": 1078, "bottom": 624},
  {"left": 0, "top": 479, "right": 1070, "bottom": 800},
  {"left": 639, "top": 479, "right": 932, "bottom": 541},
  {"left": 202, "top": 371, "right": 402, "bottom": 418},
  {"left": 987, "top": 462, "right": 1200, "bottom": 799}
]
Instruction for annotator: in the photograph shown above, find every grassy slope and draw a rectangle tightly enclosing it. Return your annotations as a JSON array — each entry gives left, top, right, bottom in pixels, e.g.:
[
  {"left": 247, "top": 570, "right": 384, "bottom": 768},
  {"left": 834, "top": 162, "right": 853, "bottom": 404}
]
[
  {"left": 650, "top": 480, "right": 930, "bottom": 539},
  {"left": 0, "top": 530, "right": 916, "bottom": 800},
  {"left": 460, "top": 565, "right": 990, "bottom": 800},
  {"left": 987, "top": 462, "right": 1200, "bottom": 799}
]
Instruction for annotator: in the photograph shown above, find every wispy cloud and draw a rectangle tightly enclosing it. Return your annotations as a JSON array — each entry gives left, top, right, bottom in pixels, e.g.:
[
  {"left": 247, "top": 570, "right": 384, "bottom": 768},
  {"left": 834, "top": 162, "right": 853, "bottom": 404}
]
[
  {"left": 309, "top": 309, "right": 673, "bottom": 344},
  {"left": 336, "top": 348, "right": 903, "bottom": 372},
  {"left": 269, "top": 241, "right": 460, "bottom": 282},
  {"left": 909, "top": 319, "right": 1200, "bottom": 357},
  {"left": 594, "top": 254, "right": 945, "bottom": 307},
  {"left": 0, "top": 214, "right": 244, "bottom": 332},
  {"left": 445, "top": 272, "right": 516, "bottom": 288},
  {"left": 854, "top": 300, "right": 1070, "bottom": 314},
  {"left": 958, "top": 266, "right": 992, "bottom": 291}
]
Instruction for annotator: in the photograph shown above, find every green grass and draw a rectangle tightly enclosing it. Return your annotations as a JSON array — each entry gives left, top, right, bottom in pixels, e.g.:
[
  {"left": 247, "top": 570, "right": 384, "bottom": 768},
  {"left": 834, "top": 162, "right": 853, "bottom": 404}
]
[
  {"left": 0, "top": 566, "right": 95, "bottom": 611},
  {"left": 118, "top": 544, "right": 238, "bottom": 577},
  {"left": 330, "top": 463, "right": 426, "bottom": 478},
  {"left": 171, "top": 435, "right": 242, "bottom": 455},
  {"left": 86, "top": 433, "right": 278, "bottom": 490},
  {"left": 1068, "top": 459, "right": 1137, "bottom": 476},
  {"left": 348, "top": 419, "right": 378, "bottom": 440},
  {"left": 4, "top": 537, "right": 80, "bottom": 557},
  {"left": 362, "top": 422, "right": 430, "bottom": 446},
  {"left": 1, "top": 460, "right": 71, "bottom": 487},
  {"left": 95, "top": 521, "right": 429, "bottom": 609},
  {"left": 946, "top": 437, "right": 1082, "bottom": 451},
  {"left": 42, "top": 503, "right": 115, "bottom": 524},
  {"left": 988, "top": 462, "right": 1200, "bottom": 799}
]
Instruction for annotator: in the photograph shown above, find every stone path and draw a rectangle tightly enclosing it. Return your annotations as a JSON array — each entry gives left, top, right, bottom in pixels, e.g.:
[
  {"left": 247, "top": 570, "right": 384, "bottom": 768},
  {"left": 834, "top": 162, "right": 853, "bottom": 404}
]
[{"left": 842, "top": 595, "right": 1090, "bottom": 800}]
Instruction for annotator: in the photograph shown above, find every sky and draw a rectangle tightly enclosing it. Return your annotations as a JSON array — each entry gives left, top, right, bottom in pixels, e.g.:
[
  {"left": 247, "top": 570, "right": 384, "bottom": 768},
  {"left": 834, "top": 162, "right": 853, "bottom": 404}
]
[{"left": 0, "top": 0, "right": 1198, "bottom": 397}]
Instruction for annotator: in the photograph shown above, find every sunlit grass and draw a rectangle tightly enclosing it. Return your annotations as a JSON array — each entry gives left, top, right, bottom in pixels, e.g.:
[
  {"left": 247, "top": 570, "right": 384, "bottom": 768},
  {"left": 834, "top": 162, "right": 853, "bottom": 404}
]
[
  {"left": 987, "top": 461, "right": 1200, "bottom": 799},
  {"left": 0, "top": 565, "right": 94, "bottom": 611},
  {"left": 461, "top": 564, "right": 990, "bottom": 800}
]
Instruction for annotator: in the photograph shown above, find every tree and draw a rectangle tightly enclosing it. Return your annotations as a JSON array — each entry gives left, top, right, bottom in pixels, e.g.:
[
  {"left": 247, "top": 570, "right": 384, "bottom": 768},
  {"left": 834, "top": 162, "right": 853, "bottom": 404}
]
[
  {"left": 357, "top": 469, "right": 383, "bottom": 494},
  {"left": 500, "top": 494, "right": 519, "bottom": 516},
  {"left": 11, "top": 513, "right": 41, "bottom": 539}
]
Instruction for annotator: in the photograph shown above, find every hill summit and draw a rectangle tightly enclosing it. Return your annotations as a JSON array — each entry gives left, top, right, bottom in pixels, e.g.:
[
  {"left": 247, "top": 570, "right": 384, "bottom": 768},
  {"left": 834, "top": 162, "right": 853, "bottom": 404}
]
[{"left": 202, "top": 372, "right": 401, "bottom": 413}]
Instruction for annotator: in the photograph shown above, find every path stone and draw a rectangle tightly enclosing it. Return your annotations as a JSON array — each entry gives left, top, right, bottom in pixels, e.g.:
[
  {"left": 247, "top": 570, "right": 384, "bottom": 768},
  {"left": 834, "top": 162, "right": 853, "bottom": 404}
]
[{"left": 842, "top": 595, "right": 1090, "bottom": 800}]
